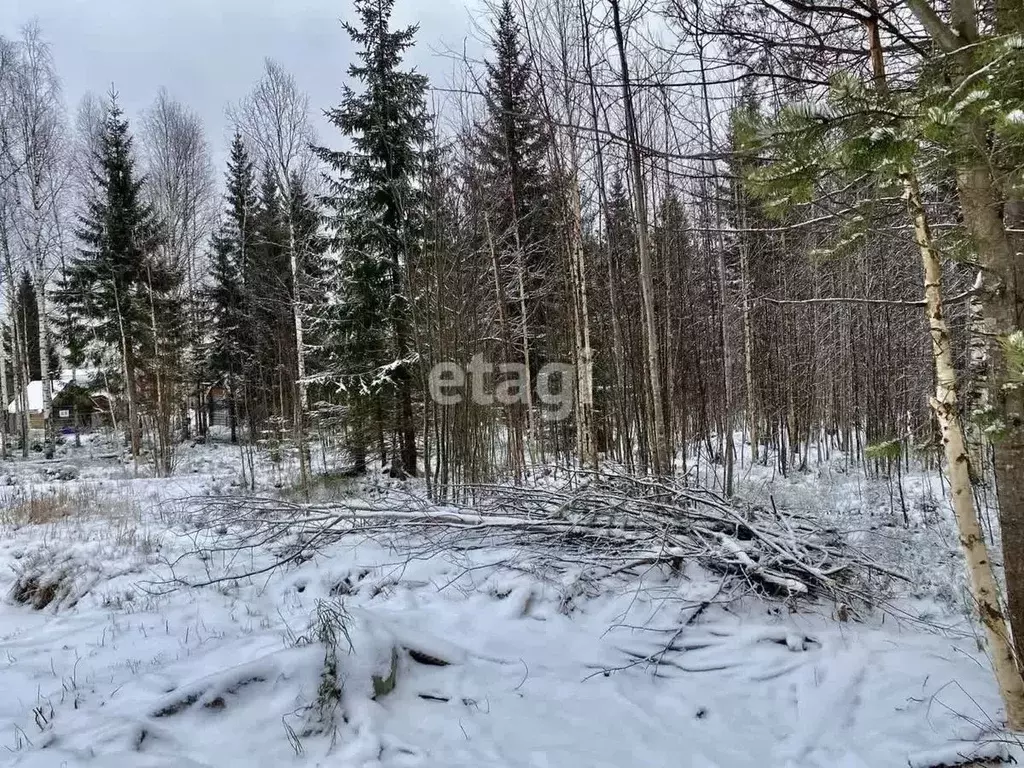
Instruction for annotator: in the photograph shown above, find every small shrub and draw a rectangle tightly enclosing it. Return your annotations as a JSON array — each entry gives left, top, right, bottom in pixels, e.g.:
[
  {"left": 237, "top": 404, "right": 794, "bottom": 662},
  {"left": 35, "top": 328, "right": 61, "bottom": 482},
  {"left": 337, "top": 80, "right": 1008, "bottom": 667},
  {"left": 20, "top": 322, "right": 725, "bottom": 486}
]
[
  {"left": 296, "top": 600, "right": 352, "bottom": 734},
  {"left": 43, "top": 465, "right": 79, "bottom": 482},
  {"left": 282, "top": 470, "right": 359, "bottom": 502},
  {"left": 865, "top": 439, "right": 902, "bottom": 461}
]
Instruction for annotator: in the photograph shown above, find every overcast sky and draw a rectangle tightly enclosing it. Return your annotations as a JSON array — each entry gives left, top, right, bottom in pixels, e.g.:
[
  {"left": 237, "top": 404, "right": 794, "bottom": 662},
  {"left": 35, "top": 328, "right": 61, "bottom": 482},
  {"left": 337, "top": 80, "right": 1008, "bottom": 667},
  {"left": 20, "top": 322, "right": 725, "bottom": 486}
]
[{"left": 1, "top": 0, "right": 485, "bottom": 168}]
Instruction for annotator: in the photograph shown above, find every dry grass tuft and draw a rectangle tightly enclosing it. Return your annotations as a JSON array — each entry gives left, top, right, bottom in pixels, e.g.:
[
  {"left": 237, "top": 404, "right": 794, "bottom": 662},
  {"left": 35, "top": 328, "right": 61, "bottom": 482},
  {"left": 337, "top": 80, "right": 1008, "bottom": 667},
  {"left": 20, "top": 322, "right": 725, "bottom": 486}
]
[
  {"left": 1, "top": 490, "right": 75, "bottom": 525},
  {"left": 0, "top": 484, "right": 143, "bottom": 528},
  {"left": 10, "top": 570, "right": 69, "bottom": 609}
]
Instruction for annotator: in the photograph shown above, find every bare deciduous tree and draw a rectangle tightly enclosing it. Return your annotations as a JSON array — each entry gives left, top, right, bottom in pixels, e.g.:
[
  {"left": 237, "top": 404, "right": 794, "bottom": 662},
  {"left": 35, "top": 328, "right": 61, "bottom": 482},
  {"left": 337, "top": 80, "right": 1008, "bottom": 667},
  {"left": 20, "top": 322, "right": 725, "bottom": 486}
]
[
  {"left": 6, "top": 23, "right": 69, "bottom": 458},
  {"left": 141, "top": 87, "right": 216, "bottom": 457}
]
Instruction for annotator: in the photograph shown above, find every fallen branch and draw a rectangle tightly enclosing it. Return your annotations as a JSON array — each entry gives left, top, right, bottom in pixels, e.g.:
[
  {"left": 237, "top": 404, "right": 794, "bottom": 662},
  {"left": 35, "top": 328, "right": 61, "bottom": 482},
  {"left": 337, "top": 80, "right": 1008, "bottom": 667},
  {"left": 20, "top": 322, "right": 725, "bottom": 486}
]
[{"left": 156, "top": 468, "right": 897, "bottom": 604}]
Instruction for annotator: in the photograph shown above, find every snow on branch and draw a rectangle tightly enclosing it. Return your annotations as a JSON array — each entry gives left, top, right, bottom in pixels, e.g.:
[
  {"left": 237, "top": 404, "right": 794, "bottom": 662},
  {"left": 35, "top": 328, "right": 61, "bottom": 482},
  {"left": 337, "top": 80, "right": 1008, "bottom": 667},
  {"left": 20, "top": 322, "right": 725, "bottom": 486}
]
[{"left": 155, "top": 470, "right": 900, "bottom": 606}]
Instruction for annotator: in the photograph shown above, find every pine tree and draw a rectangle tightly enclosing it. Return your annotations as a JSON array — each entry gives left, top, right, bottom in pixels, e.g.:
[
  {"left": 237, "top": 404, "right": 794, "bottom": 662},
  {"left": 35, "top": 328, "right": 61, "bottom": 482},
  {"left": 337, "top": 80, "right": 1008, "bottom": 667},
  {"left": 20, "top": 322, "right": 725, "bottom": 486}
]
[
  {"left": 313, "top": 0, "right": 430, "bottom": 477},
  {"left": 56, "top": 94, "right": 164, "bottom": 457},
  {"left": 206, "top": 134, "right": 256, "bottom": 443}
]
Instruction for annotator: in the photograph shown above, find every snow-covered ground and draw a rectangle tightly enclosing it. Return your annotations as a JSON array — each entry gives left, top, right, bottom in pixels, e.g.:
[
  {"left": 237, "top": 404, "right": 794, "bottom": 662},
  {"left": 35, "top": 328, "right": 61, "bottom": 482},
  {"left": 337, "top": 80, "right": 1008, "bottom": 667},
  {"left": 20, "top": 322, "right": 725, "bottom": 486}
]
[{"left": 0, "top": 437, "right": 1018, "bottom": 767}]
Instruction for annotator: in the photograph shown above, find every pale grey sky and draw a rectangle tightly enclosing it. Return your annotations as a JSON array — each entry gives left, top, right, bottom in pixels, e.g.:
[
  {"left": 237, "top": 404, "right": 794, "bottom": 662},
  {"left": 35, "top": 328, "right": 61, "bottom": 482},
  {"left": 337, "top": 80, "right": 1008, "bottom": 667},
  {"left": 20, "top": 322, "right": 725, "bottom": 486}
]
[{"left": 1, "top": 0, "right": 484, "bottom": 167}]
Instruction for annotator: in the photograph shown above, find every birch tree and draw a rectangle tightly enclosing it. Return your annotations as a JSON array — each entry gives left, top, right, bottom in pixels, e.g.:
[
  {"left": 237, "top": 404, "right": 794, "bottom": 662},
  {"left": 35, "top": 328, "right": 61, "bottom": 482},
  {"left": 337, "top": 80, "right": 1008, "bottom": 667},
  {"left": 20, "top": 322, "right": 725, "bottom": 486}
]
[
  {"left": 141, "top": 88, "right": 215, "bottom": 443},
  {"left": 897, "top": 0, "right": 1024, "bottom": 682},
  {"left": 7, "top": 24, "right": 69, "bottom": 458},
  {"left": 0, "top": 35, "right": 20, "bottom": 456},
  {"left": 741, "top": 35, "right": 1024, "bottom": 723}
]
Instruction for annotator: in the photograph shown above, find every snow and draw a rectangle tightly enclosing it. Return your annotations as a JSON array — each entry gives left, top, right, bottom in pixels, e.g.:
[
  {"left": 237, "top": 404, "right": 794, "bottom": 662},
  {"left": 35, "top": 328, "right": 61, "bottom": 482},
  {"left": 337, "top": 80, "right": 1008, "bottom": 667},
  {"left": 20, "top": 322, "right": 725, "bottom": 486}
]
[
  {"left": 1006, "top": 109, "right": 1024, "bottom": 125},
  {"left": 8, "top": 380, "right": 57, "bottom": 414},
  {"left": 0, "top": 440, "right": 1020, "bottom": 767}
]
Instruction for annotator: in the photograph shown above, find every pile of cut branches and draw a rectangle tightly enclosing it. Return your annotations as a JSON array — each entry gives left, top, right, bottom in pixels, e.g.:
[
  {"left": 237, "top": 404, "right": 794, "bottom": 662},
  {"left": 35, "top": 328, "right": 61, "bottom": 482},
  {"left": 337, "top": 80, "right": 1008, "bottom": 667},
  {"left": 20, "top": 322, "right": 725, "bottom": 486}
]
[{"left": 163, "top": 469, "right": 900, "bottom": 603}]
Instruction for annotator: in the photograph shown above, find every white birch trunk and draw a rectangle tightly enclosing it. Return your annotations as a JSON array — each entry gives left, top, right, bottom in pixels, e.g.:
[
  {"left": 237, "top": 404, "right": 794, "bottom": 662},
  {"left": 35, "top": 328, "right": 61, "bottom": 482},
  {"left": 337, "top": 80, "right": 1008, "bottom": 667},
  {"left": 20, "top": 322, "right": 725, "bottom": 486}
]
[
  {"left": 904, "top": 169, "right": 1024, "bottom": 728},
  {"left": 0, "top": 303, "right": 7, "bottom": 458},
  {"left": 566, "top": 171, "right": 596, "bottom": 469}
]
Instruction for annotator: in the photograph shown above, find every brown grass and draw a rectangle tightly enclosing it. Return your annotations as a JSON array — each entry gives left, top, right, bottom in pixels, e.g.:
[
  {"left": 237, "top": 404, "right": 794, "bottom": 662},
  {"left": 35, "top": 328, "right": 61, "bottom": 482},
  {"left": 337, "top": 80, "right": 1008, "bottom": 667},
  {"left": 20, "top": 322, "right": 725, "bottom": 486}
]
[
  {"left": 0, "top": 484, "right": 142, "bottom": 528},
  {"left": 0, "top": 490, "right": 75, "bottom": 525},
  {"left": 10, "top": 571, "right": 67, "bottom": 609}
]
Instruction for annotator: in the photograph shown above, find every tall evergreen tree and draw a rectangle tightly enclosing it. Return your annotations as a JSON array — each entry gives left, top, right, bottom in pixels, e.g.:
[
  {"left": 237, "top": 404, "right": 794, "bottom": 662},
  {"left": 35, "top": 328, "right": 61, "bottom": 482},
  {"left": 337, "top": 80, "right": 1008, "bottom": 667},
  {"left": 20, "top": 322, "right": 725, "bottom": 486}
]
[
  {"left": 206, "top": 133, "right": 257, "bottom": 443},
  {"left": 249, "top": 169, "right": 293, "bottom": 427},
  {"left": 474, "top": 0, "right": 555, "bottom": 364},
  {"left": 12, "top": 270, "right": 57, "bottom": 383},
  {"left": 312, "top": 0, "right": 430, "bottom": 477},
  {"left": 56, "top": 94, "right": 165, "bottom": 456},
  {"left": 207, "top": 236, "right": 243, "bottom": 441}
]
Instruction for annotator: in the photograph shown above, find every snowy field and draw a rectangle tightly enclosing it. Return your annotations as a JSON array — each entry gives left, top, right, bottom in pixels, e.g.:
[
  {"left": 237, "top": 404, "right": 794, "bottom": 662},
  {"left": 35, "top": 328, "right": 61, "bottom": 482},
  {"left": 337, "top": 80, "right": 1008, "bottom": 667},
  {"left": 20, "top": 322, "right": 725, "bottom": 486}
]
[{"left": 0, "top": 437, "right": 1018, "bottom": 767}]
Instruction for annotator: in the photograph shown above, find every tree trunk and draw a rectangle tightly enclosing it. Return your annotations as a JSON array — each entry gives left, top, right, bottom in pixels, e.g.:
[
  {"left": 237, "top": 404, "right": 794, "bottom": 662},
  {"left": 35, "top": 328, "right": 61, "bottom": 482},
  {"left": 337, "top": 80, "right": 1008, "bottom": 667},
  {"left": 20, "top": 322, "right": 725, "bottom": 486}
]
[
  {"left": 387, "top": 238, "right": 417, "bottom": 478},
  {"left": 905, "top": 168, "right": 1024, "bottom": 729},
  {"left": 511, "top": 201, "right": 537, "bottom": 463},
  {"left": 147, "top": 273, "right": 168, "bottom": 476},
  {"left": 228, "top": 372, "right": 238, "bottom": 445},
  {"left": 957, "top": 162, "right": 1024, "bottom": 674},
  {"left": 905, "top": 0, "right": 1024, "bottom": 714},
  {"left": 112, "top": 282, "right": 141, "bottom": 466},
  {"left": 582, "top": 1, "right": 630, "bottom": 467},
  {"left": 965, "top": 287, "right": 990, "bottom": 482},
  {"left": 286, "top": 214, "right": 311, "bottom": 489},
  {"left": 740, "top": 230, "right": 757, "bottom": 465},
  {"left": 0, "top": 303, "right": 7, "bottom": 459},
  {"left": 34, "top": 273, "right": 54, "bottom": 459},
  {"left": 609, "top": 0, "right": 668, "bottom": 474},
  {"left": 565, "top": 171, "right": 596, "bottom": 470},
  {"left": 0, "top": 227, "right": 10, "bottom": 459},
  {"left": 485, "top": 212, "right": 524, "bottom": 478},
  {"left": 8, "top": 281, "right": 28, "bottom": 458}
]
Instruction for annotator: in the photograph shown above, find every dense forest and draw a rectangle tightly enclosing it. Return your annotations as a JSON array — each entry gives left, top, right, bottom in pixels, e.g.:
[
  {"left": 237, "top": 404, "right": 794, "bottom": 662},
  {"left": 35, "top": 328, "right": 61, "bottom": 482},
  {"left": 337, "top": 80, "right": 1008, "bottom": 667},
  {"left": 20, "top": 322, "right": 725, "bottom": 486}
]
[{"left": 3, "top": 0, "right": 1024, "bottom": 730}]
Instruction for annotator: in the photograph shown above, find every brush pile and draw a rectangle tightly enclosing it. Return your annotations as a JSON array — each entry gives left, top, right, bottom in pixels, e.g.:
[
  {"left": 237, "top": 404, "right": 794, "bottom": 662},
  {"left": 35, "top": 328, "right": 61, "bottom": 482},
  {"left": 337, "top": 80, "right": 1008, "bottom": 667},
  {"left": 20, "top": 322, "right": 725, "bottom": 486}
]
[{"left": 169, "top": 469, "right": 899, "bottom": 603}]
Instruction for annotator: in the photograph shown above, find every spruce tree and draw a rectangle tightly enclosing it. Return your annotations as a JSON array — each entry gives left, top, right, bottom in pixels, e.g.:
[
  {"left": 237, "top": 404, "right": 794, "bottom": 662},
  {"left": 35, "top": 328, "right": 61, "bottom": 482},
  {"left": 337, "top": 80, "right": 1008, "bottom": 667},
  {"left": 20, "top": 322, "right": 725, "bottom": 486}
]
[
  {"left": 12, "top": 270, "right": 57, "bottom": 382},
  {"left": 474, "top": 0, "right": 554, "bottom": 364},
  {"left": 313, "top": 0, "right": 430, "bottom": 477},
  {"left": 605, "top": 174, "right": 634, "bottom": 264},
  {"left": 288, "top": 174, "right": 324, "bottom": 291},
  {"left": 257, "top": 170, "right": 293, "bottom": 423},
  {"left": 207, "top": 234, "right": 244, "bottom": 442},
  {"left": 56, "top": 94, "right": 165, "bottom": 456},
  {"left": 287, "top": 173, "right": 326, "bottom": 395},
  {"left": 206, "top": 134, "right": 256, "bottom": 443}
]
